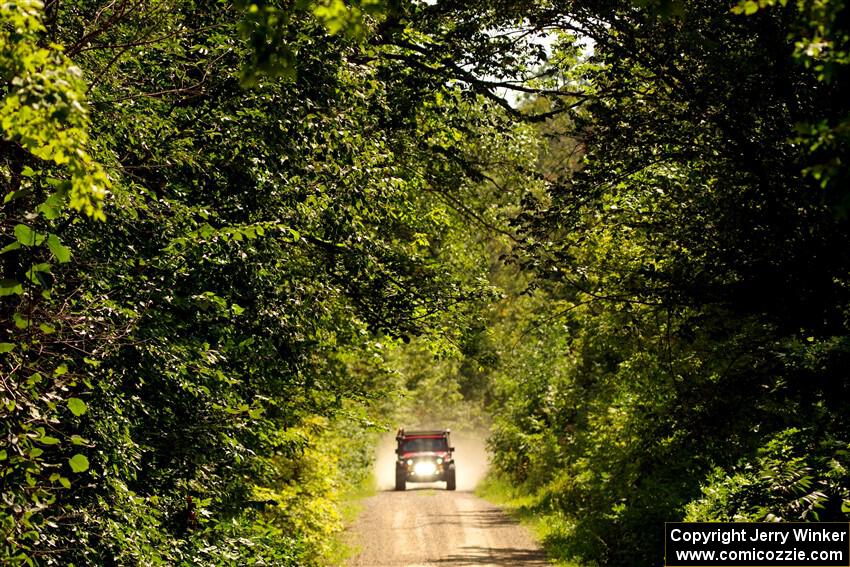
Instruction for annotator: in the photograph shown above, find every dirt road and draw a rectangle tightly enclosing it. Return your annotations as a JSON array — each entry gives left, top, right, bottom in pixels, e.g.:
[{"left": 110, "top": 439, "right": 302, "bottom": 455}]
[
  {"left": 346, "top": 433, "right": 548, "bottom": 566},
  {"left": 346, "top": 487, "right": 548, "bottom": 566}
]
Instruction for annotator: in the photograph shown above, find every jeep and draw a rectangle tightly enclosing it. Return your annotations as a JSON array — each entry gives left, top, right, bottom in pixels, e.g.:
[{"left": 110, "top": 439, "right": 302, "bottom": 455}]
[{"left": 394, "top": 428, "right": 456, "bottom": 491}]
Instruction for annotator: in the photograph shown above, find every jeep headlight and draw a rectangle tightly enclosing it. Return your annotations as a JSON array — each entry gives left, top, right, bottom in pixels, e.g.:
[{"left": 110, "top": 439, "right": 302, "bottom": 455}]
[
  {"left": 413, "top": 461, "right": 437, "bottom": 476},
  {"left": 406, "top": 459, "right": 413, "bottom": 466},
  {"left": 436, "top": 457, "right": 443, "bottom": 464}
]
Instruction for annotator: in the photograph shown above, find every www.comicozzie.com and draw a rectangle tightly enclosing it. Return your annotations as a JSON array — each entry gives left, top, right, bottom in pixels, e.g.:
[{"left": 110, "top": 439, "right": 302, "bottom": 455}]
[{"left": 665, "top": 522, "right": 850, "bottom": 566}]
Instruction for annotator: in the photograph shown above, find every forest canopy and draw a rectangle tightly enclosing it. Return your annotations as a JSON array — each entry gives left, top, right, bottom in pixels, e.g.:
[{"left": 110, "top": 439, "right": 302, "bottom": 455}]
[{"left": 1, "top": 0, "right": 848, "bottom": 565}]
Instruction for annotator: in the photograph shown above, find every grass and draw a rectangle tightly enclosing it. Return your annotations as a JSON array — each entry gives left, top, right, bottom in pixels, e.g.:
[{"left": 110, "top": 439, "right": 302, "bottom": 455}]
[
  {"left": 476, "top": 473, "right": 594, "bottom": 567},
  {"left": 326, "top": 472, "right": 377, "bottom": 566}
]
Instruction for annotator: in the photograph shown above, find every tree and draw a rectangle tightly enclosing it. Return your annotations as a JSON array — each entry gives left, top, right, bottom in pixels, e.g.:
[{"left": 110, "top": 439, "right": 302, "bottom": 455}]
[{"left": 0, "top": 1, "right": 520, "bottom": 563}]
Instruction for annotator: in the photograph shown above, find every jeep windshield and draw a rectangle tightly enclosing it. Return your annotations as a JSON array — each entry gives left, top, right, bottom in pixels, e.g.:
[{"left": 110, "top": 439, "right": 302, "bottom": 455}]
[{"left": 401, "top": 438, "right": 448, "bottom": 453}]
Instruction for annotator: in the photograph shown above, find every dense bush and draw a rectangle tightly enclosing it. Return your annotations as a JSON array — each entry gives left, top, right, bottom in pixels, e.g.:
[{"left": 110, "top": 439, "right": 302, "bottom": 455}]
[
  {"left": 476, "top": 1, "right": 850, "bottom": 564},
  {"left": 0, "top": 1, "right": 511, "bottom": 563}
]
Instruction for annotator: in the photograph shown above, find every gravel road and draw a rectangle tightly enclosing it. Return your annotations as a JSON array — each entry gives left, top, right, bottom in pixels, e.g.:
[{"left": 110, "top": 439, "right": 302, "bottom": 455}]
[{"left": 345, "top": 486, "right": 549, "bottom": 566}]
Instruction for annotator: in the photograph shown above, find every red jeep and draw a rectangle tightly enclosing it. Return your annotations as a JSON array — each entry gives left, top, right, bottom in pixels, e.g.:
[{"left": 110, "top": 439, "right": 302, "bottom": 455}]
[{"left": 394, "top": 429, "right": 456, "bottom": 491}]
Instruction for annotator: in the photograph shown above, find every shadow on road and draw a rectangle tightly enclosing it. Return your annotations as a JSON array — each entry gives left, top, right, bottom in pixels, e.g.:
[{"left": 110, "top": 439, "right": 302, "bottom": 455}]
[
  {"left": 414, "top": 508, "right": 519, "bottom": 530},
  {"left": 434, "top": 546, "right": 548, "bottom": 566}
]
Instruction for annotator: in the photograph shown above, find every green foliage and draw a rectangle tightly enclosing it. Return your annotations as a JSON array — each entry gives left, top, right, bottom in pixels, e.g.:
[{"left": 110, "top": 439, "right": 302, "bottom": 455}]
[
  {"left": 687, "top": 429, "right": 850, "bottom": 523},
  {"left": 403, "top": 0, "right": 850, "bottom": 565},
  {"left": 0, "top": 0, "right": 109, "bottom": 220},
  {"left": 0, "top": 0, "right": 509, "bottom": 564}
]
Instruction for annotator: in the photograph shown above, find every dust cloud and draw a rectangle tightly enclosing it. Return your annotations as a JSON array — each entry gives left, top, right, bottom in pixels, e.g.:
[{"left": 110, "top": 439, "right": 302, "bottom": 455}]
[{"left": 373, "top": 429, "right": 490, "bottom": 492}]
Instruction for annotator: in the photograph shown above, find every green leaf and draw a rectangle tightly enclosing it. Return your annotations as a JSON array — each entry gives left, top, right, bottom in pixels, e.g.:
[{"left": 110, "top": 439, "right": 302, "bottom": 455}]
[
  {"left": 14, "top": 224, "right": 46, "bottom": 246},
  {"left": 68, "top": 454, "right": 89, "bottom": 473},
  {"left": 67, "top": 398, "right": 87, "bottom": 416},
  {"left": 0, "top": 279, "right": 23, "bottom": 296},
  {"left": 39, "top": 323, "right": 56, "bottom": 334},
  {"left": 4, "top": 189, "right": 32, "bottom": 203},
  {"left": 0, "top": 343, "right": 15, "bottom": 353},
  {"left": 38, "top": 192, "right": 65, "bottom": 220},
  {"left": 59, "top": 477, "right": 71, "bottom": 489},
  {"left": 0, "top": 241, "right": 22, "bottom": 254},
  {"left": 46, "top": 234, "right": 71, "bottom": 263},
  {"left": 24, "top": 265, "right": 51, "bottom": 287},
  {"left": 13, "top": 313, "right": 30, "bottom": 329},
  {"left": 70, "top": 435, "right": 89, "bottom": 446},
  {"left": 39, "top": 436, "right": 60, "bottom": 445},
  {"left": 25, "top": 263, "right": 52, "bottom": 287}
]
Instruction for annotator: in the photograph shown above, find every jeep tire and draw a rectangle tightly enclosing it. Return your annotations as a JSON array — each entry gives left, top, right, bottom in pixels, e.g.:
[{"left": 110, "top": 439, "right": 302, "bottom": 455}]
[
  {"left": 446, "top": 468, "right": 456, "bottom": 491},
  {"left": 395, "top": 468, "right": 406, "bottom": 491}
]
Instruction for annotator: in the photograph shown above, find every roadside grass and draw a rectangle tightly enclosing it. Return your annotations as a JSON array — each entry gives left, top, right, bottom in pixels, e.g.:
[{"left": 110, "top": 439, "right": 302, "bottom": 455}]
[
  {"left": 326, "top": 471, "right": 377, "bottom": 566},
  {"left": 476, "top": 474, "right": 595, "bottom": 567}
]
